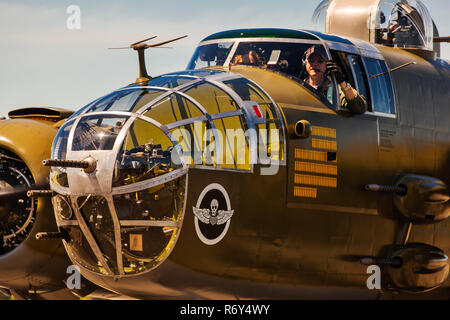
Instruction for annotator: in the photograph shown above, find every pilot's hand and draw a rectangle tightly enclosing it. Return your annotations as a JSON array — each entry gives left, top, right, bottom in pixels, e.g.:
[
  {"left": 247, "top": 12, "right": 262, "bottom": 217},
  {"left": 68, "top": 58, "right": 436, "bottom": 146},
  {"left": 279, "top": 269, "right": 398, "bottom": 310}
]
[{"left": 326, "top": 60, "right": 346, "bottom": 84}]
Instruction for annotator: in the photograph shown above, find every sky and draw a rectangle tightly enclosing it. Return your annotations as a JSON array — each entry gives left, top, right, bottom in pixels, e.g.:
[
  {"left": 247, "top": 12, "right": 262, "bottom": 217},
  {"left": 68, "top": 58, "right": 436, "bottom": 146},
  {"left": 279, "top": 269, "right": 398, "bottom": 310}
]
[{"left": 0, "top": 0, "right": 448, "bottom": 117}]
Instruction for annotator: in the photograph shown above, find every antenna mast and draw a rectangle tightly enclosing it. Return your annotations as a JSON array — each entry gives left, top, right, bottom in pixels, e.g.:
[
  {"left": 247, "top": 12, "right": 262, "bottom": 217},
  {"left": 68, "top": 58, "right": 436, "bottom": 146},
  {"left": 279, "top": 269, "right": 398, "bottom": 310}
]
[{"left": 109, "top": 35, "right": 188, "bottom": 84}]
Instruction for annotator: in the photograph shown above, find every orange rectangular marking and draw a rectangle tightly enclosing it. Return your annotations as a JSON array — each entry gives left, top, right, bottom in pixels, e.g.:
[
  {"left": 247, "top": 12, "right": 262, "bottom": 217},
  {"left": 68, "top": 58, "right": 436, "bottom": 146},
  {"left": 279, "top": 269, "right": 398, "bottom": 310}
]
[
  {"left": 295, "top": 161, "right": 337, "bottom": 176},
  {"left": 294, "top": 174, "right": 337, "bottom": 188},
  {"left": 294, "top": 186, "right": 317, "bottom": 198},
  {"left": 294, "top": 148, "right": 337, "bottom": 163},
  {"left": 295, "top": 148, "right": 327, "bottom": 162},
  {"left": 312, "top": 126, "right": 336, "bottom": 138},
  {"left": 312, "top": 138, "right": 337, "bottom": 151}
]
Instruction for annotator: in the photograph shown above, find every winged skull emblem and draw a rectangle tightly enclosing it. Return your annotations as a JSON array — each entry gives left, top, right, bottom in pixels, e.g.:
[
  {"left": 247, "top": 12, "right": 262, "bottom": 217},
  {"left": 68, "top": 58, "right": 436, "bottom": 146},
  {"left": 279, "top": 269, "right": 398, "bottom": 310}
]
[{"left": 193, "top": 199, "right": 234, "bottom": 226}]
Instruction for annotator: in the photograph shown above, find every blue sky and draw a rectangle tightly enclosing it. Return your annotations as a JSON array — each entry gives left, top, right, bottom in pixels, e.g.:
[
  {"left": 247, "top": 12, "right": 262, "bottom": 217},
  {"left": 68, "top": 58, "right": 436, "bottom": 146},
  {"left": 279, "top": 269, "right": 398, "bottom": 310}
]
[{"left": 0, "top": 0, "right": 448, "bottom": 117}]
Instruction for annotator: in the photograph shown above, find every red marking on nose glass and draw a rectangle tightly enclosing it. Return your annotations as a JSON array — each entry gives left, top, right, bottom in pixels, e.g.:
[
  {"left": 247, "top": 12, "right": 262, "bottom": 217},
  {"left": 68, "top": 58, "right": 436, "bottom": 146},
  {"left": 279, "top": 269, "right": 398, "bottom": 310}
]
[{"left": 253, "top": 105, "right": 262, "bottom": 118}]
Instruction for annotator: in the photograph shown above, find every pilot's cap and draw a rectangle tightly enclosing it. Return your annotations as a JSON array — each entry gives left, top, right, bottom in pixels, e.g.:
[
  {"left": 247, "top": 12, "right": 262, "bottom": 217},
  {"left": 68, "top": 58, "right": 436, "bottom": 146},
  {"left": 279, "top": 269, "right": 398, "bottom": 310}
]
[{"left": 302, "top": 45, "right": 327, "bottom": 64}]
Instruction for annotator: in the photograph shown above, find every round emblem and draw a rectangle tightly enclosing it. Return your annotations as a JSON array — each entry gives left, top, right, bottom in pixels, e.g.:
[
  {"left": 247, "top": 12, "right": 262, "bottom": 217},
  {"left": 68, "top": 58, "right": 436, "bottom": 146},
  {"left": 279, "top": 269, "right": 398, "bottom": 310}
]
[{"left": 193, "top": 183, "right": 234, "bottom": 245}]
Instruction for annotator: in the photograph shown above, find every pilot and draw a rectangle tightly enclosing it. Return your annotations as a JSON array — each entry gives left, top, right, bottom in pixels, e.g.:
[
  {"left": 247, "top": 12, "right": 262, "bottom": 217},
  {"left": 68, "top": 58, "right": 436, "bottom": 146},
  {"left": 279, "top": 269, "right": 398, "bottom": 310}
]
[
  {"left": 230, "top": 50, "right": 263, "bottom": 66},
  {"left": 301, "top": 45, "right": 367, "bottom": 114}
]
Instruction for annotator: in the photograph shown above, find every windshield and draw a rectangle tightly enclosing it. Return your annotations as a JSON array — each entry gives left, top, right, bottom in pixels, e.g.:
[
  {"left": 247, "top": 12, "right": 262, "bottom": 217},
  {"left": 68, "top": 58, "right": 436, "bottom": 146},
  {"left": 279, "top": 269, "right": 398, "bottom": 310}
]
[
  {"left": 187, "top": 42, "right": 234, "bottom": 69},
  {"left": 188, "top": 40, "right": 322, "bottom": 79},
  {"left": 231, "top": 42, "right": 316, "bottom": 78}
]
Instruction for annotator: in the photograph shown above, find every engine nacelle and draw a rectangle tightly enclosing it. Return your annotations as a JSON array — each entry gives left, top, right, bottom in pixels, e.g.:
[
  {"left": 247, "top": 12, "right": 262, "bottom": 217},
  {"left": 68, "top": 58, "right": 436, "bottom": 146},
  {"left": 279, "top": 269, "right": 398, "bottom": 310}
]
[{"left": 0, "top": 107, "right": 93, "bottom": 299}]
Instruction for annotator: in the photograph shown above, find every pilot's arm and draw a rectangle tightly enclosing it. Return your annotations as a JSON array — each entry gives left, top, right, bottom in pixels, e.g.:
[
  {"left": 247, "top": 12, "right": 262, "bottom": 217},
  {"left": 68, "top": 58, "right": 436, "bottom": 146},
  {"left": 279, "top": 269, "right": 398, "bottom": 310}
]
[{"left": 326, "top": 61, "right": 368, "bottom": 114}]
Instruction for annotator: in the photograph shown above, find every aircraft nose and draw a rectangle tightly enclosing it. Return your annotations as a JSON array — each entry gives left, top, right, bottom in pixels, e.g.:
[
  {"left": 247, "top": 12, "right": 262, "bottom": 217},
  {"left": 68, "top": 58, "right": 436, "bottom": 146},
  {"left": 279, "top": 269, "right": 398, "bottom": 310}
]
[{"left": 49, "top": 114, "right": 188, "bottom": 276}]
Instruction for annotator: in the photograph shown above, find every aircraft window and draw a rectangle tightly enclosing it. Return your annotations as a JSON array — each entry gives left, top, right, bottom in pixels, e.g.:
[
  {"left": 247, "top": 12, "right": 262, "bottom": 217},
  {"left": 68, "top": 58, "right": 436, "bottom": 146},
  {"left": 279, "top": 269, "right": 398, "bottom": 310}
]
[
  {"left": 86, "top": 89, "right": 165, "bottom": 114},
  {"left": 142, "top": 93, "right": 206, "bottom": 166},
  {"left": 51, "top": 120, "right": 74, "bottom": 187},
  {"left": 163, "top": 79, "right": 252, "bottom": 169},
  {"left": 52, "top": 120, "right": 74, "bottom": 161},
  {"left": 183, "top": 81, "right": 239, "bottom": 114},
  {"left": 223, "top": 78, "right": 284, "bottom": 162},
  {"left": 374, "top": 0, "right": 433, "bottom": 50},
  {"left": 364, "top": 58, "right": 396, "bottom": 114},
  {"left": 230, "top": 42, "right": 314, "bottom": 77},
  {"left": 347, "top": 55, "right": 370, "bottom": 108},
  {"left": 113, "top": 176, "right": 185, "bottom": 274},
  {"left": 62, "top": 225, "right": 104, "bottom": 273},
  {"left": 113, "top": 119, "right": 180, "bottom": 187},
  {"left": 76, "top": 196, "right": 119, "bottom": 274},
  {"left": 209, "top": 115, "right": 251, "bottom": 170},
  {"left": 170, "top": 121, "right": 208, "bottom": 166},
  {"left": 143, "top": 93, "right": 204, "bottom": 125},
  {"left": 72, "top": 115, "right": 128, "bottom": 151},
  {"left": 330, "top": 50, "right": 370, "bottom": 111},
  {"left": 146, "top": 76, "right": 195, "bottom": 88},
  {"left": 187, "top": 42, "right": 234, "bottom": 70},
  {"left": 69, "top": 99, "right": 99, "bottom": 120}
]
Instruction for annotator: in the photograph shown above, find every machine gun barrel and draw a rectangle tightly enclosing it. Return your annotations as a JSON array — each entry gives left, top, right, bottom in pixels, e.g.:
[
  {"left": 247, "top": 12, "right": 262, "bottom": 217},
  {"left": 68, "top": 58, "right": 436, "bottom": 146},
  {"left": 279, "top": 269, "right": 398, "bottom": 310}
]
[
  {"left": 42, "top": 157, "right": 97, "bottom": 173},
  {"left": 365, "top": 184, "right": 407, "bottom": 195},
  {"left": 43, "top": 159, "right": 88, "bottom": 168},
  {"left": 35, "top": 231, "right": 70, "bottom": 241},
  {"left": 27, "top": 190, "right": 54, "bottom": 198}
]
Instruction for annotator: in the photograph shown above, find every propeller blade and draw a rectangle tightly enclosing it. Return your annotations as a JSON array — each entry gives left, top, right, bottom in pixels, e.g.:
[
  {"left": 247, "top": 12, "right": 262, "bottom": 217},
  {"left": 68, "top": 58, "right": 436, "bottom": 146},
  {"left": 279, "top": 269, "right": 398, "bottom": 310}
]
[
  {"left": 0, "top": 186, "right": 28, "bottom": 199},
  {"left": 0, "top": 182, "right": 49, "bottom": 200},
  {"left": 0, "top": 154, "right": 24, "bottom": 163}
]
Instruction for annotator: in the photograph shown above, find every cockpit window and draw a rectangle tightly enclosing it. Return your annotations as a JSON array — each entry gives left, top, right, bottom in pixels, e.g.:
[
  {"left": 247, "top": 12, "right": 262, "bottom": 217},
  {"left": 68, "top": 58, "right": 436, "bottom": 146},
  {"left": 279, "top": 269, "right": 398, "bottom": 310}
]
[
  {"left": 364, "top": 58, "right": 395, "bottom": 114},
  {"left": 187, "top": 42, "right": 234, "bottom": 70},
  {"left": 189, "top": 40, "right": 319, "bottom": 80},
  {"left": 230, "top": 42, "right": 311, "bottom": 77}
]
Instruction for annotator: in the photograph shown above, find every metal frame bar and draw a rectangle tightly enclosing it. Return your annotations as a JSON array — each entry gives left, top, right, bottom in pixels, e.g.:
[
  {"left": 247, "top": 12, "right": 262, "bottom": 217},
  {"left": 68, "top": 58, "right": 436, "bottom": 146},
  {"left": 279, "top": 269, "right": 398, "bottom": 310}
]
[
  {"left": 106, "top": 195, "right": 125, "bottom": 276},
  {"left": 120, "top": 220, "right": 180, "bottom": 228},
  {"left": 70, "top": 196, "right": 114, "bottom": 275},
  {"left": 111, "top": 167, "right": 188, "bottom": 195}
]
